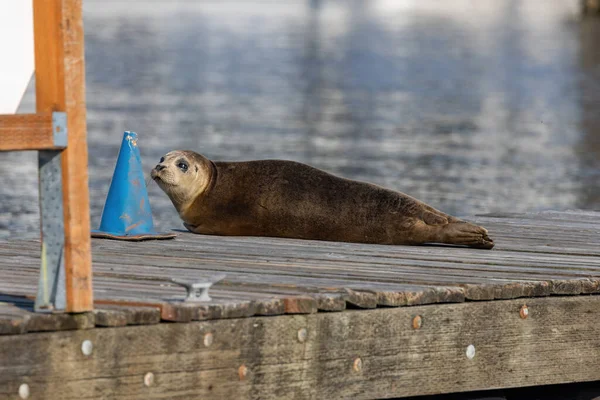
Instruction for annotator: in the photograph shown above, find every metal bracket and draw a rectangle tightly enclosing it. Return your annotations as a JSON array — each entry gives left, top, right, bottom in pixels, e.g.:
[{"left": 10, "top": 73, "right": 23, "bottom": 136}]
[
  {"left": 35, "top": 150, "right": 66, "bottom": 312},
  {"left": 169, "top": 274, "right": 226, "bottom": 302},
  {"left": 52, "top": 112, "right": 67, "bottom": 147},
  {"left": 35, "top": 112, "right": 67, "bottom": 312}
]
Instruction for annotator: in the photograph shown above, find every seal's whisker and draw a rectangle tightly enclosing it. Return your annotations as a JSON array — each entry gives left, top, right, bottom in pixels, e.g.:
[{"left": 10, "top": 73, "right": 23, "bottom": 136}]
[{"left": 145, "top": 176, "right": 153, "bottom": 187}]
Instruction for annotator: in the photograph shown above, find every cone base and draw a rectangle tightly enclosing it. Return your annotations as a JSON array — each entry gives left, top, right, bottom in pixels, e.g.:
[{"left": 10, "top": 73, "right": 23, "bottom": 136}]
[{"left": 91, "top": 230, "right": 177, "bottom": 241}]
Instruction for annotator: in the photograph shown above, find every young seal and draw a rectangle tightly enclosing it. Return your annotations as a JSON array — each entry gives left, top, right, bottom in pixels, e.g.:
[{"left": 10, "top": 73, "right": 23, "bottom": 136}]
[{"left": 151, "top": 150, "right": 494, "bottom": 249}]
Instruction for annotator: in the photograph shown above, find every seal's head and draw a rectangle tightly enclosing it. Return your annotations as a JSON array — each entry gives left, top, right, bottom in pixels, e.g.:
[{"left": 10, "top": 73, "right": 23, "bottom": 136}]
[{"left": 151, "top": 150, "right": 214, "bottom": 214}]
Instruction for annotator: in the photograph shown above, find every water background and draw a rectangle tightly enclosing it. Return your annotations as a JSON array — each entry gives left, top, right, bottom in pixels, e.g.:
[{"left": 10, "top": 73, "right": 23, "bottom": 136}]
[{"left": 1, "top": 0, "right": 599, "bottom": 239}]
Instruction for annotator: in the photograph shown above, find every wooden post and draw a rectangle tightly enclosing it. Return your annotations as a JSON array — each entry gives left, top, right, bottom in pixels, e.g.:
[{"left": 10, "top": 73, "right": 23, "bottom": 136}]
[{"left": 32, "top": 0, "right": 93, "bottom": 312}]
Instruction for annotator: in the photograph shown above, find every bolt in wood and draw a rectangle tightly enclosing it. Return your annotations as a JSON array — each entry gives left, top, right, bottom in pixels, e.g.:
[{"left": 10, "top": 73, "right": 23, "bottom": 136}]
[
  {"left": 353, "top": 358, "right": 362, "bottom": 372},
  {"left": 81, "top": 339, "right": 93, "bottom": 356},
  {"left": 412, "top": 315, "right": 423, "bottom": 329},
  {"left": 144, "top": 372, "right": 155, "bottom": 387},
  {"left": 520, "top": 305, "right": 529, "bottom": 319},
  {"left": 18, "top": 383, "right": 30, "bottom": 399},
  {"left": 239, "top": 365, "right": 248, "bottom": 381},
  {"left": 204, "top": 332, "right": 214, "bottom": 347},
  {"left": 297, "top": 328, "right": 308, "bottom": 343},
  {"left": 466, "top": 344, "right": 476, "bottom": 359}
]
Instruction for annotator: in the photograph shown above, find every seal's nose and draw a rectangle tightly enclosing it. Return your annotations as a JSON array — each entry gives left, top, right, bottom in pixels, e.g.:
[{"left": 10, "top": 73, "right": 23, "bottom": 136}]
[{"left": 155, "top": 164, "right": 166, "bottom": 171}]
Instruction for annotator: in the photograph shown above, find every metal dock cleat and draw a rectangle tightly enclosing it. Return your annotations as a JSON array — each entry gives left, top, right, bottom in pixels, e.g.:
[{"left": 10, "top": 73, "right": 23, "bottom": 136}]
[{"left": 169, "top": 274, "right": 226, "bottom": 302}]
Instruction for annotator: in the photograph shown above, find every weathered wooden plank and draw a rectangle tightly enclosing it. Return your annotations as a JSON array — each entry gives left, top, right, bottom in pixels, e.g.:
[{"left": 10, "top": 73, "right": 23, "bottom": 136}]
[
  {"left": 95, "top": 305, "right": 161, "bottom": 326},
  {"left": 312, "top": 293, "right": 347, "bottom": 311},
  {"left": 210, "top": 281, "right": 348, "bottom": 311},
  {"left": 0, "top": 271, "right": 326, "bottom": 317},
  {"left": 85, "top": 257, "right": 594, "bottom": 300},
  {"left": 88, "top": 232, "right": 600, "bottom": 272},
  {"left": 0, "top": 304, "right": 30, "bottom": 335},
  {"left": 91, "top": 270, "right": 469, "bottom": 306},
  {"left": 0, "top": 303, "right": 95, "bottom": 335},
  {"left": 283, "top": 296, "right": 318, "bottom": 314},
  {"left": 1, "top": 211, "right": 599, "bottom": 323},
  {"left": 0, "top": 315, "right": 28, "bottom": 335},
  {"left": 0, "top": 272, "right": 566, "bottom": 320},
  {"left": 4, "top": 227, "right": 600, "bottom": 273},
  {"left": 0, "top": 247, "right": 594, "bottom": 311},
  {"left": 473, "top": 212, "right": 600, "bottom": 226},
  {"left": 3, "top": 244, "right": 600, "bottom": 293},
  {"left": 0, "top": 113, "right": 61, "bottom": 151},
  {"left": 83, "top": 247, "right": 596, "bottom": 285},
  {"left": 104, "top": 236, "right": 600, "bottom": 259},
  {"left": 5, "top": 213, "right": 600, "bottom": 260},
  {"left": 192, "top": 299, "right": 258, "bottom": 321},
  {"left": 0, "top": 267, "right": 513, "bottom": 326},
  {"left": 2, "top": 296, "right": 600, "bottom": 399},
  {"left": 93, "top": 309, "right": 128, "bottom": 327},
  {"left": 26, "top": 312, "right": 95, "bottom": 333},
  {"left": 210, "top": 292, "right": 285, "bottom": 316},
  {"left": 89, "top": 245, "right": 600, "bottom": 277},
  {"left": 93, "top": 278, "right": 298, "bottom": 317},
  {"left": 93, "top": 298, "right": 195, "bottom": 322},
  {"left": 463, "top": 280, "right": 554, "bottom": 301}
]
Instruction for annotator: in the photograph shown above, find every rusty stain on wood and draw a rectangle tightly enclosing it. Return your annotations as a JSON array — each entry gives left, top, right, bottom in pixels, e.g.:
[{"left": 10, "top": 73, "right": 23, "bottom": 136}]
[
  {"left": 283, "top": 296, "right": 318, "bottom": 314},
  {"left": 238, "top": 365, "right": 248, "bottom": 381},
  {"left": 412, "top": 315, "right": 422, "bottom": 329},
  {"left": 519, "top": 304, "right": 529, "bottom": 319}
]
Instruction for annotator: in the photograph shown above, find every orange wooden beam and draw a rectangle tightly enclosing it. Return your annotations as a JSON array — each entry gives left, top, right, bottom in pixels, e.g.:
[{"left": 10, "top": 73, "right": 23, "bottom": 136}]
[
  {"left": 33, "top": 0, "right": 93, "bottom": 312},
  {"left": 0, "top": 113, "right": 65, "bottom": 151}
]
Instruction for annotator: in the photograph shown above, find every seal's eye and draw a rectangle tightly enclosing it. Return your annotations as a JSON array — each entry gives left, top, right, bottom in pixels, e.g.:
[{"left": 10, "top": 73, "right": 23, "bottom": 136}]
[
  {"left": 159, "top": 157, "right": 165, "bottom": 163},
  {"left": 177, "top": 162, "right": 189, "bottom": 172}
]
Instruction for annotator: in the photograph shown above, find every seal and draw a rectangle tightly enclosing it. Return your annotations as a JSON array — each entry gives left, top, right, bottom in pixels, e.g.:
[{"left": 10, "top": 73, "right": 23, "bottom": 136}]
[{"left": 151, "top": 150, "right": 494, "bottom": 249}]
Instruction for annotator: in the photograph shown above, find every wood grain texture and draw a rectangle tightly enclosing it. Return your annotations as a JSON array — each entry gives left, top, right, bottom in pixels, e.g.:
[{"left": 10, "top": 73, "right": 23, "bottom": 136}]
[
  {"left": 33, "top": 0, "right": 93, "bottom": 312},
  {"left": 2, "top": 296, "right": 600, "bottom": 399},
  {"left": 0, "top": 114, "right": 60, "bottom": 151},
  {"left": 96, "top": 305, "right": 161, "bottom": 326},
  {"left": 0, "top": 302, "right": 94, "bottom": 335},
  {"left": 93, "top": 309, "right": 128, "bottom": 327},
  {"left": 0, "top": 211, "right": 599, "bottom": 331}
]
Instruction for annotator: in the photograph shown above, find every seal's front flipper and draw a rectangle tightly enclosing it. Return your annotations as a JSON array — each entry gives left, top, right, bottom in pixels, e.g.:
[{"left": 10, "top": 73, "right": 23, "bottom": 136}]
[
  {"left": 422, "top": 210, "right": 448, "bottom": 225},
  {"left": 183, "top": 222, "right": 197, "bottom": 233},
  {"left": 441, "top": 222, "right": 494, "bottom": 249}
]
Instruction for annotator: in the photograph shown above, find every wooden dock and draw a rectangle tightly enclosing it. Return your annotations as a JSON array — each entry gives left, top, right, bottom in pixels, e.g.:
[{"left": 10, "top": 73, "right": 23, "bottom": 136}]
[{"left": 1, "top": 210, "right": 599, "bottom": 399}]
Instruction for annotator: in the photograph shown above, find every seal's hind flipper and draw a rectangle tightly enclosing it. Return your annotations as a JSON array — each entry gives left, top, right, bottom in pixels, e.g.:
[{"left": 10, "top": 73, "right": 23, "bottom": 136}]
[{"left": 441, "top": 222, "right": 494, "bottom": 249}]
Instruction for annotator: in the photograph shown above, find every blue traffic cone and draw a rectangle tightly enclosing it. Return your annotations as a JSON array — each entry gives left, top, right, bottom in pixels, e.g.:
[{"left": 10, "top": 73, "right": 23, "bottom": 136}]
[{"left": 92, "top": 131, "right": 176, "bottom": 241}]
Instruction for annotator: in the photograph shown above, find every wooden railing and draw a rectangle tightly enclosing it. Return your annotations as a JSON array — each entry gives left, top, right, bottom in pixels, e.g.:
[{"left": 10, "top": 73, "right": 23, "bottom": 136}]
[
  {"left": 0, "top": 0, "right": 93, "bottom": 313},
  {"left": 0, "top": 113, "right": 65, "bottom": 151}
]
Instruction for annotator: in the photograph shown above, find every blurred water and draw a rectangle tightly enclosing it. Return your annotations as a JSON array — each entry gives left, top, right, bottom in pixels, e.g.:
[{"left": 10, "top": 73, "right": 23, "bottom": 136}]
[{"left": 1, "top": 0, "right": 599, "bottom": 239}]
